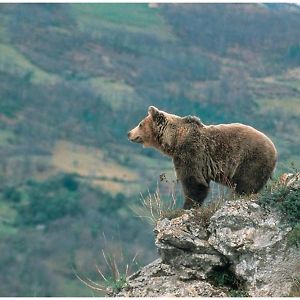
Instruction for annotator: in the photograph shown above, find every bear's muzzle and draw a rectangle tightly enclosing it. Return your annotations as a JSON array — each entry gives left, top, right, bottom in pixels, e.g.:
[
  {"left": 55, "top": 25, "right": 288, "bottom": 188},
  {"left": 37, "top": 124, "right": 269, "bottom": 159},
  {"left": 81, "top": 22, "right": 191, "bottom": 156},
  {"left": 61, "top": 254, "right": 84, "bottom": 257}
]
[{"left": 128, "top": 131, "right": 143, "bottom": 144}]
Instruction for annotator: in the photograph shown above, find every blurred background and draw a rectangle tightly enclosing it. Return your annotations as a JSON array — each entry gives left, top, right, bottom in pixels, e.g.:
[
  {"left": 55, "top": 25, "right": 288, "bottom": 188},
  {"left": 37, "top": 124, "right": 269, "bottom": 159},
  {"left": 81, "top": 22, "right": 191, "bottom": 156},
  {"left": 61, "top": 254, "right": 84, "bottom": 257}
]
[{"left": 0, "top": 3, "right": 299, "bottom": 296}]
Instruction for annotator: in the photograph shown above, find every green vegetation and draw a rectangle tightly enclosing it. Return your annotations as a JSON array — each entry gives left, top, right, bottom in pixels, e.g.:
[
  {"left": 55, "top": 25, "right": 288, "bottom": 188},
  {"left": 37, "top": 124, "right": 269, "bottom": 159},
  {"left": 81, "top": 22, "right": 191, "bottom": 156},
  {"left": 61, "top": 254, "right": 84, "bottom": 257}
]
[
  {"left": 88, "top": 77, "right": 138, "bottom": 109},
  {"left": 0, "top": 43, "right": 57, "bottom": 84},
  {"left": 72, "top": 4, "right": 167, "bottom": 31},
  {"left": 210, "top": 267, "right": 237, "bottom": 287},
  {"left": 258, "top": 174, "right": 300, "bottom": 247},
  {"left": 0, "top": 174, "right": 154, "bottom": 296},
  {"left": 0, "top": 129, "right": 15, "bottom": 146},
  {"left": 208, "top": 266, "right": 249, "bottom": 297},
  {"left": 258, "top": 179, "right": 300, "bottom": 227},
  {"left": 15, "top": 176, "right": 81, "bottom": 225},
  {"left": 0, "top": 12, "right": 10, "bottom": 42},
  {"left": 287, "top": 223, "right": 300, "bottom": 247},
  {"left": 71, "top": 3, "right": 174, "bottom": 44},
  {"left": 75, "top": 236, "right": 140, "bottom": 296},
  {"left": 106, "top": 275, "right": 127, "bottom": 293}
]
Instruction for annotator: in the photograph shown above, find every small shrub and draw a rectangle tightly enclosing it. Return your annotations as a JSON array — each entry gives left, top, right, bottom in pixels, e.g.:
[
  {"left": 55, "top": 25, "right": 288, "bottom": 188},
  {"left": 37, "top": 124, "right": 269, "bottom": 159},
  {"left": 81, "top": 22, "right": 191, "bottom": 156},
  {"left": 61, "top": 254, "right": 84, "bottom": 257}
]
[
  {"left": 3, "top": 186, "right": 22, "bottom": 203},
  {"left": 209, "top": 265, "right": 242, "bottom": 289},
  {"left": 195, "top": 199, "right": 225, "bottom": 227},
  {"left": 17, "top": 189, "right": 81, "bottom": 225},
  {"left": 15, "top": 175, "right": 82, "bottom": 226},
  {"left": 76, "top": 251, "right": 130, "bottom": 294},
  {"left": 208, "top": 266, "right": 249, "bottom": 297},
  {"left": 104, "top": 275, "right": 127, "bottom": 293},
  {"left": 62, "top": 174, "right": 79, "bottom": 191},
  {"left": 75, "top": 237, "right": 138, "bottom": 295},
  {"left": 287, "top": 223, "right": 300, "bottom": 248},
  {"left": 258, "top": 176, "right": 300, "bottom": 227}
]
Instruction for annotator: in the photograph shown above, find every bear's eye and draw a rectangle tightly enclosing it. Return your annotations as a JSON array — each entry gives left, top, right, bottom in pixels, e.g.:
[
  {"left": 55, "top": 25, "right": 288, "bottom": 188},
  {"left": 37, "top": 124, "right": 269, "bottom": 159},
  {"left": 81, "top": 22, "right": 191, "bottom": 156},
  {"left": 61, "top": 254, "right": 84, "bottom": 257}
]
[{"left": 139, "top": 123, "right": 143, "bottom": 128}]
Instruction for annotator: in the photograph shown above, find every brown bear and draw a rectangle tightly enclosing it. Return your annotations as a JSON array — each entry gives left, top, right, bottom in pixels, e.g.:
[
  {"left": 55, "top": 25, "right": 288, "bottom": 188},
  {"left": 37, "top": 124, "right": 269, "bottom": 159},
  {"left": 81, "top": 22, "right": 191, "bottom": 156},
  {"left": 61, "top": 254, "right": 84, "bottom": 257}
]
[{"left": 128, "top": 106, "right": 278, "bottom": 209}]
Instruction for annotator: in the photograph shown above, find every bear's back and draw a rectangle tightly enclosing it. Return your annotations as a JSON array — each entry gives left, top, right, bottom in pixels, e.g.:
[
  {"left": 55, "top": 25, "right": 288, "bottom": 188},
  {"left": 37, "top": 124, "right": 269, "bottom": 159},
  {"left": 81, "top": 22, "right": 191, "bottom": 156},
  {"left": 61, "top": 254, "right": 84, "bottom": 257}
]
[{"left": 205, "top": 123, "right": 277, "bottom": 161}]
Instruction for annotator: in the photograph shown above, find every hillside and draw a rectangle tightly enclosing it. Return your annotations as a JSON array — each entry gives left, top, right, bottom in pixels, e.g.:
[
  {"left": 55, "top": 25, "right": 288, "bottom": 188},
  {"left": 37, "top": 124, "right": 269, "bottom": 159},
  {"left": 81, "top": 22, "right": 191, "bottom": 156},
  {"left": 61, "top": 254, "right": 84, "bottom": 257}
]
[{"left": 0, "top": 3, "right": 299, "bottom": 296}]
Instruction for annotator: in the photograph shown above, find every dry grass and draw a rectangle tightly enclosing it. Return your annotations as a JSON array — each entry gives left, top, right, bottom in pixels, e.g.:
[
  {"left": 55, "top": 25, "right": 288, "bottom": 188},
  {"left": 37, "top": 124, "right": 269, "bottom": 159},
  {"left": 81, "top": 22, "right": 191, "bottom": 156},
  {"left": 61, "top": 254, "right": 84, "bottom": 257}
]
[
  {"left": 74, "top": 234, "right": 138, "bottom": 294},
  {"left": 132, "top": 178, "right": 230, "bottom": 226},
  {"left": 197, "top": 199, "right": 225, "bottom": 227},
  {"left": 132, "top": 178, "right": 181, "bottom": 225},
  {"left": 134, "top": 188, "right": 178, "bottom": 225},
  {"left": 133, "top": 171, "right": 278, "bottom": 227},
  {"left": 290, "top": 277, "right": 300, "bottom": 297},
  {"left": 133, "top": 186, "right": 227, "bottom": 228}
]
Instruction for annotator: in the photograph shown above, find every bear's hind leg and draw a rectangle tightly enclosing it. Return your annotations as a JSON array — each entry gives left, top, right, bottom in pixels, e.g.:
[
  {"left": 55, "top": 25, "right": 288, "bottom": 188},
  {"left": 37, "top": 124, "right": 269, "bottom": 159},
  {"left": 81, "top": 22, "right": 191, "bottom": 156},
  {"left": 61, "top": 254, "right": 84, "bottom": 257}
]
[
  {"left": 233, "top": 162, "right": 274, "bottom": 195},
  {"left": 181, "top": 176, "right": 209, "bottom": 209}
]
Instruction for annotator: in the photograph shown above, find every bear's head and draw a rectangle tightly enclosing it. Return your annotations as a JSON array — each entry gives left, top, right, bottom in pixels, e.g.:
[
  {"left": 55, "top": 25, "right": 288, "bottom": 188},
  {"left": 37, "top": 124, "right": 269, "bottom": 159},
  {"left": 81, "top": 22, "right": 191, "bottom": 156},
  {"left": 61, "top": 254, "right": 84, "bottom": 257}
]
[
  {"left": 127, "top": 106, "right": 178, "bottom": 152},
  {"left": 128, "top": 106, "right": 203, "bottom": 155}
]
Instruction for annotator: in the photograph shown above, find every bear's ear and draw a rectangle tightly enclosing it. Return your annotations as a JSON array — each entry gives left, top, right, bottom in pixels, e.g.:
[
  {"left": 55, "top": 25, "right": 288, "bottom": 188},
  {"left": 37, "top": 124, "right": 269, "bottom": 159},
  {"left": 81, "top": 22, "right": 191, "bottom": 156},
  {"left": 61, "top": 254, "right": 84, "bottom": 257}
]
[
  {"left": 148, "top": 106, "right": 159, "bottom": 117},
  {"left": 148, "top": 106, "right": 166, "bottom": 125}
]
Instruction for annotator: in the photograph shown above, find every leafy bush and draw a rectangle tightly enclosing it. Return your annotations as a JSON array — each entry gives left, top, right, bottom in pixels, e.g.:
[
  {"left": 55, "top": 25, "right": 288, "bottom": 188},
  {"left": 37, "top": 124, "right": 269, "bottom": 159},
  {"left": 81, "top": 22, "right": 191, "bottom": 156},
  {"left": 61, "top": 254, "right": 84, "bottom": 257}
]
[
  {"left": 97, "top": 191, "right": 127, "bottom": 216},
  {"left": 287, "top": 223, "right": 300, "bottom": 248},
  {"left": 258, "top": 175, "right": 300, "bottom": 247},
  {"left": 211, "top": 267, "right": 237, "bottom": 287},
  {"left": 258, "top": 183, "right": 300, "bottom": 227},
  {"left": 3, "top": 186, "right": 22, "bottom": 203},
  {"left": 285, "top": 44, "right": 300, "bottom": 65},
  {"left": 15, "top": 175, "right": 82, "bottom": 226},
  {"left": 61, "top": 174, "right": 79, "bottom": 191}
]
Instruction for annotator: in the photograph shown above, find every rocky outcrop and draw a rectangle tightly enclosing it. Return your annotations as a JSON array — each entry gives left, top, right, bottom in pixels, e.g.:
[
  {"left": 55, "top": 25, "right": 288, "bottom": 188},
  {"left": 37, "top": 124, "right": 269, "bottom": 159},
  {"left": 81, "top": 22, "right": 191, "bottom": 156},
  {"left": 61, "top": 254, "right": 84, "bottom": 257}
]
[
  {"left": 113, "top": 258, "right": 227, "bottom": 297},
  {"left": 113, "top": 176, "right": 300, "bottom": 297},
  {"left": 208, "top": 199, "right": 299, "bottom": 296}
]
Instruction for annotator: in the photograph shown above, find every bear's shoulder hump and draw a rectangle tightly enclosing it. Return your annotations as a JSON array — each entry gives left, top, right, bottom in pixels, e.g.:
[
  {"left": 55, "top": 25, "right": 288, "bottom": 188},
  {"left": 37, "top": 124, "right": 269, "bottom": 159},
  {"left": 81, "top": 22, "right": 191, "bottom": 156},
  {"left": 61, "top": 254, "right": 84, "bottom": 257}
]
[{"left": 182, "top": 115, "right": 204, "bottom": 126}]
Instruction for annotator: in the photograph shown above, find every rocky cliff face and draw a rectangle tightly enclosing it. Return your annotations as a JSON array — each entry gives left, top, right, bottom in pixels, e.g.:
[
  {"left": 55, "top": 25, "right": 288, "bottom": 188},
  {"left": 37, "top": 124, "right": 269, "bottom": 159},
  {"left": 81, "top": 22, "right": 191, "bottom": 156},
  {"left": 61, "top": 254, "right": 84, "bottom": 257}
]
[{"left": 112, "top": 175, "right": 300, "bottom": 297}]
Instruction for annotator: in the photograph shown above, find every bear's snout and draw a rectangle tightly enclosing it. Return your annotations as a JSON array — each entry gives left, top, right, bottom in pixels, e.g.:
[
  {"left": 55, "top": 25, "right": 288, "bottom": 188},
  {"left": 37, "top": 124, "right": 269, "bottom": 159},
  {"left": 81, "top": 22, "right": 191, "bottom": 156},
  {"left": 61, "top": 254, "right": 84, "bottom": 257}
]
[
  {"left": 127, "top": 130, "right": 135, "bottom": 141},
  {"left": 127, "top": 129, "right": 143, "bottom": 144}
]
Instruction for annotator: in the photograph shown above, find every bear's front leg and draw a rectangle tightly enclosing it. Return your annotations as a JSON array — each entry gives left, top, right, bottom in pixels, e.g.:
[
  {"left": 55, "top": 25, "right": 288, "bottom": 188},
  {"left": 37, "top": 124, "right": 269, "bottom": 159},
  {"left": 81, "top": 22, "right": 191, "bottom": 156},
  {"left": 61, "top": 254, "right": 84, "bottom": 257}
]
[{"left": 181, "top": 176, "right": 209, "bottom": 209}]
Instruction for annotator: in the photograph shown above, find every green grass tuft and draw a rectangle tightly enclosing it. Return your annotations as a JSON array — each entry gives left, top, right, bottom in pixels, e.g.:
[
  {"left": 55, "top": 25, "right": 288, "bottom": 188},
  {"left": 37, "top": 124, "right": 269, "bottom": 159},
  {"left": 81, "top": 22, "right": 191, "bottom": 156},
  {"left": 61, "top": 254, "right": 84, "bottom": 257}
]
[
  {"left": 258, "top": 173, "right": 300, "bottom": 248},
  {"left": 258, "top": 178, "right": 300, "bottom": 228},
  {"left": 104, "top": 275, "right": 128, "bottom": 293},
  {"left": 287, "top": 223, "right": 300, "bottom": 248}
]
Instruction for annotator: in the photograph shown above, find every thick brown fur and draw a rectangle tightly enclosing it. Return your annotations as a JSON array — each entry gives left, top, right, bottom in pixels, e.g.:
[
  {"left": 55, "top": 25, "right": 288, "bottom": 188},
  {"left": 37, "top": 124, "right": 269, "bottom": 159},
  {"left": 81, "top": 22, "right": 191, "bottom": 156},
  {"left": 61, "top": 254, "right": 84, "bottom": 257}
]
[{"left": 128, "top": 106, "right": 278, "bottom": 209}]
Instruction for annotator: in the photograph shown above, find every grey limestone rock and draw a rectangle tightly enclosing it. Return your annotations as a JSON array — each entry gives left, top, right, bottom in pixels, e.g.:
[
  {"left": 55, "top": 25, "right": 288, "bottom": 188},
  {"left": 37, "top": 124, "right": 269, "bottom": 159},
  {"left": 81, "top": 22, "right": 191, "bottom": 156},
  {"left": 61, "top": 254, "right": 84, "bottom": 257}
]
[
  {"left": 208, "top": 198, "right": 299, "bottom": 296},
  {"left": 115, "top": 259, "right": 227, "bottom": 297},
  {"left": 113, "top": 176, "right": 300, "bottom": 297}
]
